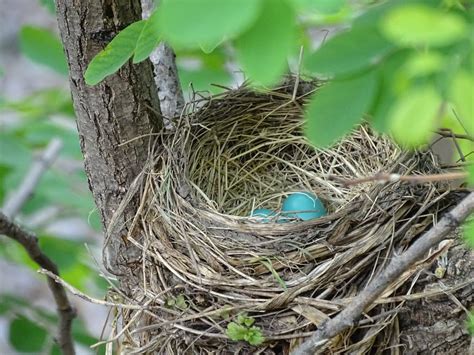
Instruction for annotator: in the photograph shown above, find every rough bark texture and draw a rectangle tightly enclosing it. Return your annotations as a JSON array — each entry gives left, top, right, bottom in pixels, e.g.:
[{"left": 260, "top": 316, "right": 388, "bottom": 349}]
[
  {"left": 399, "top": 242, "right": 473, "bottom": 354},
  {"left": 141, "top": 0, "right": 184, "bottom": 121},
  {"left": 55, "top": 0, "right": 162, "bottom": 274}
]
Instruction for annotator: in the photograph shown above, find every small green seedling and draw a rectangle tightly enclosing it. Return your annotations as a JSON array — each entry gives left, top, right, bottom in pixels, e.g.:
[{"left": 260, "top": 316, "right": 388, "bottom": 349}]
[
  {"left": 226, "top": 313, "right": 264, "bottom": 346},
  {"left": 165, "top": 294, "right": 188, "bottom": 310},
  {"left": 468, "top": 313, "right": 474, "bottom": 335}
]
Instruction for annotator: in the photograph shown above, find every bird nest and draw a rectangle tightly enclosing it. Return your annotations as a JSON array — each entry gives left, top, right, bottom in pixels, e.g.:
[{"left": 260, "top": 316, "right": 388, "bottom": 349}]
[{"left": 118, "top": 84, "right": 457, "bottom": 354}]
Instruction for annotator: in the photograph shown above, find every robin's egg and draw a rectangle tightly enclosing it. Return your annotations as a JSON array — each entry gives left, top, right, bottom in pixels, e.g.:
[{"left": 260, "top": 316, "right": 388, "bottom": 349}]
[
  {"left": 282, "top": 192, "right": 327, "bottom": 221},
  {"left": 250, "top": 208, "right": 275, "bottom": 223}
]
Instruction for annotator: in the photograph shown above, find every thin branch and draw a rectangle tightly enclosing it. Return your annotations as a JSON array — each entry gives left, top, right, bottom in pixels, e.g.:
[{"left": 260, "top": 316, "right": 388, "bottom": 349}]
[
  {"left": 291, "top": 46, "right": 304, "bottom": 102},
  {"left": 2, "top": 138, "right": 63, "bottom": 218},
  {"left": 0, "top": 212, "right": 76, "bottom": 355},
  {"left": 329, "top": 171, "right": 468, "bottom": 187},
  {"left": 293, "top": 191, "right": 474, "bottom": 355},
  {"left": 38, "top": 269, "right": 144, "bottom": 310}
]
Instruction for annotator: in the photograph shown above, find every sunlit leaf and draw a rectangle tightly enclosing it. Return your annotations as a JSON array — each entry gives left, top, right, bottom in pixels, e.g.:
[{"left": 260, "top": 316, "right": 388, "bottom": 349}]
[
  {"left": 226, "top": 322, "right": 247, "bottom": 341},
  {"left": 244, "top": 327, "right": 265, "bottom": 345},
  {"left": 199, "top": 38, "right": 225, "bottom": 54},
  {"left": 235, "top": 0, "right": 296, "bottom": 85},
  {"left": 19, "top": 26, "right": 68, "bottom": 75},
  {"left": 133, "top": 10, "right": 161, "bottom": 63},
  {"left": 449, "top": 71, "right": 474, "bottom": 134},
  {"left": 9, "top": 316, "right": 47, "bottom": 352},
  {"left": 389, "top": 86, "right": 441, "bottom": 147},
  {"left": 403, "top": 51, "right": 445, "bottom": 78},
  {"left": 157, "top": 0, "right": 262, "bottom": 49},
  {"left": 381, "top": 4, "right": 467, "bottom": 47},
  {"left": 305, "top": 70, "right": 377, "bottom": 147},
  {"left": 306, "top": 26, "right": 393, "bottom": 76},
  {"left": 85, "top": 20, "right": 146, "bottom": 85}
]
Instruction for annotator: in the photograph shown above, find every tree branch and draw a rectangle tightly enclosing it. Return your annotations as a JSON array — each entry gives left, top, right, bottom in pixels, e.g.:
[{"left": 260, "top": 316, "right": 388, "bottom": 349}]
[
  {"left": 141, "top": 0, "right": 184, "bottom": 122},
  {"left": 0, "top": 212, "right": 76, "bottom": 355},
  {"left": 329, "top": 171, "right": 468, "bottom": 187},
  {"left": 2, "top": 138, "right": 63, "bottom": 218},
  {"left": 293, "top": 191, "right": 474, "bottom": 355},
  {"left": 436, "top": 128, "right": 474, "bottom": 142}
]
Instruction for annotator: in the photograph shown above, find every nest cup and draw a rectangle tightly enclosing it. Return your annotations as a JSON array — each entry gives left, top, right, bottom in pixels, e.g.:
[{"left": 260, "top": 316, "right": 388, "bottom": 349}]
[{"left": 123, "top": 84, "right": 453, "bottom": 354}]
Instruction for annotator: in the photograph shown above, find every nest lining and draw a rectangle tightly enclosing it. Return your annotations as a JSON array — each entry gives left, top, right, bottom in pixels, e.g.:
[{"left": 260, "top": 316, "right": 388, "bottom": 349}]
[{"left": 120, "top": 85, "right": 455, "bottom": 354}]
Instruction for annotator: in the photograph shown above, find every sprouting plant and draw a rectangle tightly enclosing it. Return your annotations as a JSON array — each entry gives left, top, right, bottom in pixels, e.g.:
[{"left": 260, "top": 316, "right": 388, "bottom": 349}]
[
  {"left": 165, "top": 294, "right": 188, "bottom": 310},
  {"left": 226, "top": 313, "right": 264, "bottom": 346}
]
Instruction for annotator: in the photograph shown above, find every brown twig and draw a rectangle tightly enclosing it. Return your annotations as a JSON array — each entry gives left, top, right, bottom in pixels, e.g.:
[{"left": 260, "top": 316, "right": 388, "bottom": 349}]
[
  {"left": 329, "top": 171, "right": 468, "bottom": 187},
  {"left": 436, "top": 128, "right": 474, "bottom": 142},
  {"left": 293, "top": 191, "right": 474, "bottom": 355},
  {"left": 0, "top": 212, "right": 76, "bottom": 355}
]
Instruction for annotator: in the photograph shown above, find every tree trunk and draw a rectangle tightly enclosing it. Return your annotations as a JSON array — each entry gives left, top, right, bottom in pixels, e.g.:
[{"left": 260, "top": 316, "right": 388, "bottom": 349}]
[{"left": 55, "top": 0, "right": 162, "bottom": 274}]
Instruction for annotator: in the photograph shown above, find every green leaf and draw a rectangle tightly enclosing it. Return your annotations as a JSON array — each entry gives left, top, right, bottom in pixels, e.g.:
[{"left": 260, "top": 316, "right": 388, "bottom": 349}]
[
  {"left": 381, "top": 4, "right": 468, "bottom": 47},
  {"left": 226, "top": 322, "right": 247, "bottom": 341},
  {"left": 403, "top": 51, "right": 445, "bottom": 78},
  {"left": 0, "top": 135, "right": 32, "bottom": 168},
  {"left": 179, "top": 66, "right": 231, "bottom": 94},
  {"left": 133, "top": 10, "right": 161, "bottom": 63},
  {"left": 243, "top": 317, "right": 255, "bottom": 327},
  {"left": 235, "top": 0, "right": 295, "bottom": 86},
  {"left": 4, "top": 88, "right": 74, "bottom": 119},
  {"left": 72, "top": 320, "right": 100, "bottom": 347},
  {"left": 389, "top": 86, "right": 441, "bottom": 147},
  {"left": 370, "top": 51, "right": 409, "bottom": 132},
  {"left": 468, "top": 165, "right": 474, "bottom": 187},
  {"left": 305, "top": 70, "right": 377, "bottom": 147},
  {"left": 0, "top": 295, "right": 30, "bottom": 316},
  {"left": 85, "top": 20, "right": 146, "bottom": 85},
  {"left": 237, "top": 314, "right": 255, "bottom": 327},
  {"left": 304, "top": 0, "right": 346, "bottom": 14},
  {"left": 306, "top": 26, "right": 393, "bottom": 76},
  {"left": 468, "top": 312, "right": 474, "bottom": 335},
  {"left": 449, "top": 71, "right": 474, "bottom": 132},
  {"left": 39, "top": 236, "right": 84, "bottom": 271},
  {"left": 199, "top": 38, "right": 224, "bottom": 54},
  {"left": 19, "top": 26, "right": 68, "bottom": 75},
  {"left": 157, "top": 0, "right": 262, "bottom": 49},
  {"left": 244, "top": 326, "right": 265, "bottom": 346},
  {"left": 175, "top": 294, "right": 188, "bottom": 310},
  {"left": 40, "top": 0, "right": 55, "bottom": 13},
  {"left": 9, "top": 316, "right": 47, "bottom": 352}
]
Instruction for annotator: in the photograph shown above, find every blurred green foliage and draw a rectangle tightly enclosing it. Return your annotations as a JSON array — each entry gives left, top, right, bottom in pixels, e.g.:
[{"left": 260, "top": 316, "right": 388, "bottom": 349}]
[
  {"left": 85, "top": 0, "right": 472, "bottom": 157},
  {"left": 1, "top": 0, "right": 472, "bottom": 352},
  {"left": 0, "top": 2, "right": 107, "bottom": 352}
]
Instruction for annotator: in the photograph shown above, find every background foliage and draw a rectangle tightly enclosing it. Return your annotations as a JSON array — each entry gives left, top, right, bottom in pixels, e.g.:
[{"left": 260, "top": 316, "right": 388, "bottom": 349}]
[{"left": 0, "top": 0, "right": 473, "bottom": 352}]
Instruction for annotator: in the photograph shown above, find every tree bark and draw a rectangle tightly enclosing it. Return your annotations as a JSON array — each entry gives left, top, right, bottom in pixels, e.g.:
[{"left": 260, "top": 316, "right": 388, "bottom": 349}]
[{"left": 55, "top": 0, "right": 162, "bottom": 274}]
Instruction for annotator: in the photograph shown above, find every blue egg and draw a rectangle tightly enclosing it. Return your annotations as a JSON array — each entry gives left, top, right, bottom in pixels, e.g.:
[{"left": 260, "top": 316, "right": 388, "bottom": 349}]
[
  {"left": 281, "top": 192, "right": 327, "bottom": 221},
  {"left": 250, "top": 208, "right": 275, "bottom": 223}
]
